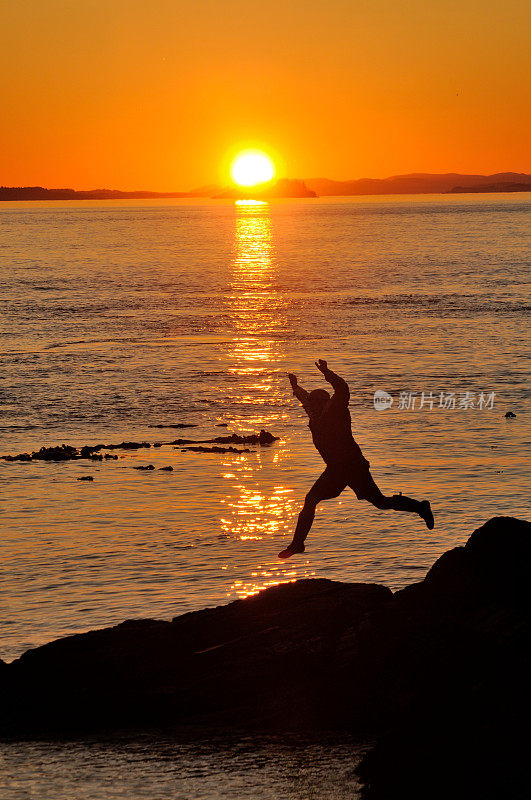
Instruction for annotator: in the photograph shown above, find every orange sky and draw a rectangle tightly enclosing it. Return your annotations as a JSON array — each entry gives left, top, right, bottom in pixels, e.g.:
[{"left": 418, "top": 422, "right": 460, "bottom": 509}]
[{"left": 1, "top": 0, "right": 529, "bottom": 190}]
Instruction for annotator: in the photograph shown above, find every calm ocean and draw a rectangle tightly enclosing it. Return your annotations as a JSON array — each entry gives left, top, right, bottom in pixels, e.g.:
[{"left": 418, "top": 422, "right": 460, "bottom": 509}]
[{"left": 1, "top": 194, "right": 529, "bottom": 798}]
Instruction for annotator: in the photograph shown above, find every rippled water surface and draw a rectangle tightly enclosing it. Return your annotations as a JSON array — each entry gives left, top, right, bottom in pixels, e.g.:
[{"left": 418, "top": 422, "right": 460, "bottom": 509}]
[
  {"left": 0, "top": 730, "right": 366, "bottom": 799},
  {"left": 2, "top": 195, "right": 530, "bottom": 665}
]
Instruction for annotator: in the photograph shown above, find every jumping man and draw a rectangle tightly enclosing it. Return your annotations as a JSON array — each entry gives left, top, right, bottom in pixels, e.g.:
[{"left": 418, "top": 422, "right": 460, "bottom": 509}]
[{"left": 278, "top": 360, "right": 434, "bottom": 559}]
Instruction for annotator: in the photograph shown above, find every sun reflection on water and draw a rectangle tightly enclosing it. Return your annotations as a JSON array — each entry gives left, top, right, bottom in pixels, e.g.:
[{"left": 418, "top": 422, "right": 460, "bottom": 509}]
[
  {"left": 229, "top": 201, "right": 286, "bottom": 380},
  {"left": 221, "top": 201, "right": 314, "bottom": 598}
]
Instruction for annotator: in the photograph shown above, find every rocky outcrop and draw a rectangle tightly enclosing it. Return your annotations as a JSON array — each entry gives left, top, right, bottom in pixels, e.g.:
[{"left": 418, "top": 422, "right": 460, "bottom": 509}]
[
  {"left": 356, "top": 515, "right": 531, "bottom": 799},
  {"left": 1, "top": 441, "right": 151, "bottom": 462},
  {"left": 181, "top": 445, "right": 251, "bottom": 454},
  {"left": 148, "top": 423, "right": 198, "bottom": 429},
  {"left": 1, "top": 431, "right": 278, "bottom": 463},
  {"left": 1, "top": 517, "right": 529, "bottom": 797},
  {"left": 171, "top": 431, "right": 278, "bottom": 448},
  {"left": 1, "top": 579, "right": 392, "bottom": 734}
]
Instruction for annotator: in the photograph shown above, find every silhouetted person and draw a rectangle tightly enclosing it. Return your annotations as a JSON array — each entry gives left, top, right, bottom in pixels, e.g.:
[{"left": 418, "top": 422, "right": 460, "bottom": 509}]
[{"left": 278, "top": 360, "right": 434, "bottom": 559}]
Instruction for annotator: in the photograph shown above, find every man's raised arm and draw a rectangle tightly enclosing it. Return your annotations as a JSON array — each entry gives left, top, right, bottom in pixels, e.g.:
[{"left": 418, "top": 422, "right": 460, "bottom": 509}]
[
  {"left": 315, "top": 359, "right": 350, "bottom": 400},
  {"left": 288, "top": 373, "right": 311, "bottom": 412}
]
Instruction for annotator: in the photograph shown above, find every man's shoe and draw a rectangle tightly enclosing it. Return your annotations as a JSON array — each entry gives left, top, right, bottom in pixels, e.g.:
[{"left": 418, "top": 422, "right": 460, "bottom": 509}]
[
  {"left": 278, "top": 542, "right": 305, "bottom": 559},
  {"left": 419, "top": 500, "right": 434, "bottom": 530}
]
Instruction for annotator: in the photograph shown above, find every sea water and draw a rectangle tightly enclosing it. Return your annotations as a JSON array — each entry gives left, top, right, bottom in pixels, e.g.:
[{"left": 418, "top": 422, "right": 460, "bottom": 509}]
[{"left": 1, "top": 195, "right": 529, "bottom": 797}]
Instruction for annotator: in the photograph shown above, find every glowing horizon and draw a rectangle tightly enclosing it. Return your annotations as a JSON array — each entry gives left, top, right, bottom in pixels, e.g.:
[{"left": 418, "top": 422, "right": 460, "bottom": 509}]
[{"left": 1, "top": 1, "right": 529, "bottom": 190}]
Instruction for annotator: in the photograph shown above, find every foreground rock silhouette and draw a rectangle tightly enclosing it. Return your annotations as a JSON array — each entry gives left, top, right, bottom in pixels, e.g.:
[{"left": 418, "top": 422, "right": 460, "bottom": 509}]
[{"left": 1, "top": 517, "right": 529, "bottom": 799}]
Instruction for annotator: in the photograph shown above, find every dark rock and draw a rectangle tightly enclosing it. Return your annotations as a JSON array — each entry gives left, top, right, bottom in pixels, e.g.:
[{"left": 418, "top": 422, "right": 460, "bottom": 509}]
[
  {"left": 1, "top": 579, "right": 391, "bottom": 735},
  {"left": 31, "top": 444, "right": 78, "bottom": 462},
  {"left": 356, "top": 516, "right": 531, "bottom": 799},
  {"left": 505, "top": 411, "right": 517, "bottom": 418},
  {"left": 159, "top": 466, "right": 174, "bottom": 471},
  {"left": 2, "top": 433, "right": 278, "bottom": 463},
  {"left": 108, "top": 441, "right": 151, "bottom": 450},
  {"left": 148, "top": 423, "right": 198, "bottom": 429},
  {"left": 209, "top": 429, "right": 279, "bottom": 446},
  {"left": 80, "top": 445, "right": 99, "bottom": 458},
  {"left": 170, "top": 430, "right": 278, "bottom": 448},
  {"left": 81, "top": 441, "right": 151, "bottom": 453},
  {"left": 2, "top": 440, "right": 152, "bottom": 463},
  {"left": 216, "top": 423, "right": 229, "bottom": 427},
  {"left": 258, "top": 429, "right": 278, "bottom": 445},
  {"left": 181, "top": 446, "right": 251, "bottom": 454},
  {"left": 76, "top": 476, "right": 94, "bottom": 481},
  {"left": 132, "top": 464, "right": 155, "bottom": 470}
]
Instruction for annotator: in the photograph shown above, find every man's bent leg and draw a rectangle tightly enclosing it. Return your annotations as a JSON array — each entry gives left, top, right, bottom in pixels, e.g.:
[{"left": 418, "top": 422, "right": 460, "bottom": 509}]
[{"left": 278, "top": 468, "right": 346, "bottom": 559}]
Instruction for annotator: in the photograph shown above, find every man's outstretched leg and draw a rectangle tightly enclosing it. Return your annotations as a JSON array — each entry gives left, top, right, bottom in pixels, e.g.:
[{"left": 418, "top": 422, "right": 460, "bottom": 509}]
[
  {"left": 349, "top": 468, "right": 434, "bottom": 529},
  {"left": 278, "top": 468, "right": 346, "bottom": 559},
  {"left": 365, "top": 488, "right": 434, "bottom": 529},
  {"left": 392, "top": 492, "right": 434, "bottom": 529}
]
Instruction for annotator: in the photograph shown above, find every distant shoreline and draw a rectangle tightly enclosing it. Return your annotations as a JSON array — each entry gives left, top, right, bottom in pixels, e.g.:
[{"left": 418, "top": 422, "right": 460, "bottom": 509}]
[
  {"left": 1, "top": 172, "right": 530, "bottom": 201},
  {"left": 446, "top": 182, "right": 531, "bottom": 193},
  {"left": 0, "top": 188, "right": 197, "bottom": 201}
]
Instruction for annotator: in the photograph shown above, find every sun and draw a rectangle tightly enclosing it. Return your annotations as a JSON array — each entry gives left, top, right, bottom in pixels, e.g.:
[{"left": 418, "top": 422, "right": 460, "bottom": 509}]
[{"left": 230, "top": 150, "right": 275, "bottom": 187}]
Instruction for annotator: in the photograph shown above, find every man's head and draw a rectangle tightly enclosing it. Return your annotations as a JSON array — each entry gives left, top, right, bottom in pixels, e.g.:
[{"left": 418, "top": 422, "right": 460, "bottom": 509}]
[{"left": 309, "top": 388, "right": 330, "bottom": 414}]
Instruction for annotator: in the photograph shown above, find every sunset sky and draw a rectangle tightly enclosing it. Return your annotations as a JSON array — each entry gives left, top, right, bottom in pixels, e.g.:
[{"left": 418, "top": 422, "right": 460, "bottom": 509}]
[{"left": 1, "top": 0, "right": 529, "bottom": 190}]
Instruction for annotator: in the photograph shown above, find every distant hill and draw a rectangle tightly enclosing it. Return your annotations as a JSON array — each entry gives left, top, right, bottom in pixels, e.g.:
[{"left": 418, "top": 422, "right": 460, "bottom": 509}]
[
  {"left": 305, "top": 172, "right": 531, "bottom": 196},
  {"left": 0, "top": 186, "right": 199, "bottom": 201},
  {"left": 0, "top": 182, "right": 315, "bottom": 201},
  {"left": 447, "top": 181, "right": 531, "bottom": 194},
  {"left": 2, "top": 173, "right": 530, "bottom": 201}
]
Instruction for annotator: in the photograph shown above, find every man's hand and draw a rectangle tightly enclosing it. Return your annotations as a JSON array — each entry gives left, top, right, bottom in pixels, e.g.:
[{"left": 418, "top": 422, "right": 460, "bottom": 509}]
[
  {"left": 314, "top": 360, "right": 349, "bottom": 399},
  {"left": 287, "top": 372, "right": 298, "bottom": 389}
]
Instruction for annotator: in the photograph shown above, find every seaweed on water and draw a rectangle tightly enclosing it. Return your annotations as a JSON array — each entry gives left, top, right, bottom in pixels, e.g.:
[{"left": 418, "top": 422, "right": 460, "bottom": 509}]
[{"left": 1, "top": 430, "right": 278, "bottom": 463}]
